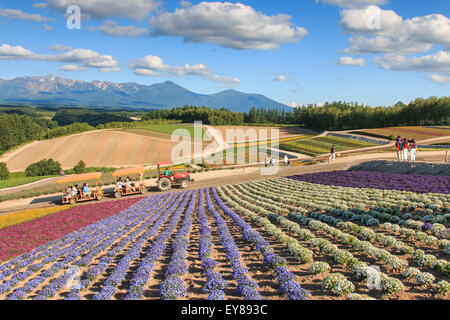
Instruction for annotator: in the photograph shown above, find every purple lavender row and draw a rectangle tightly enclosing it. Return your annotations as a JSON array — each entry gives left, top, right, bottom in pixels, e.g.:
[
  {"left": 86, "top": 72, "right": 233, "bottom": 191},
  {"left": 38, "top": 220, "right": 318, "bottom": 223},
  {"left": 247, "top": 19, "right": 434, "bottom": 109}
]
[
  {"left": 94, "top": 191, "right": 191, "bottom": 300},
  {"left": 204, "top": 189, "right": 262, "bottom": 300},
  {"left": 121, "top": 191, "right": 191, "bottom": 300},
  {"left": 2, "top": 195, "right": 166, "bottom": 299},
  {"left": 197, "top": 189, "right": 228, "bottom": 300},
  {"left": 35, "top": 194, "right": 173, "bottom": 300},
  {"left": 65, "top": 193, "right": 178, "bottom": 300},
  {"left": 287, "top": 171, "right": 450, "bottom": 194},
  {"left": 211, "top": 187, "right": 311, "bottom": 300},
  {"left": 159, "top": 191, "right": 197, "bottom": 300},
  {"left": 125, "top": 191, "right": 192, "bottom": 300},
  {"left": 0, "top": 195, "right": 152, "bottom": 279}
]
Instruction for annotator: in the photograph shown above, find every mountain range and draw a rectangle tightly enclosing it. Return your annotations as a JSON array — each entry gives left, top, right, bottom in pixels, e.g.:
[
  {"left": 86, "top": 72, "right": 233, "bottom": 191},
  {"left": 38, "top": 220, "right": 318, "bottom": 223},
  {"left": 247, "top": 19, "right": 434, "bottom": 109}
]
[{"left": 0, "top": 75, "right": 290, "bottom": 112}]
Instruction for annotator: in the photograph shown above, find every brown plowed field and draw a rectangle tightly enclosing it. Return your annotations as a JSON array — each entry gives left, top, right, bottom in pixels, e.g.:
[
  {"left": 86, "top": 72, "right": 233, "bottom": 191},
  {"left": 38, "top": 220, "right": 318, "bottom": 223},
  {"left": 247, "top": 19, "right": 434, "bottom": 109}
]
[{"left": 0, "top": 129, "right": 204, "bottom": 172}]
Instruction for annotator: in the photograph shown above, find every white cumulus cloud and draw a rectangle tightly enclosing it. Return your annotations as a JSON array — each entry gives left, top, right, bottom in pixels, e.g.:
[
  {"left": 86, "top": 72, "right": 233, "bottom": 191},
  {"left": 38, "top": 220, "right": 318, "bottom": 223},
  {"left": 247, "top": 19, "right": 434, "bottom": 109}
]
[
  {"left": 149, "top": 1, "right": 308, "bottom": 50},
  {"left": 88, "top": 21, "right": 149, "bottom": 37},
  {"left": 340, "top": 7, "right": 450, "bottom": 54},
  {"left": 430, "top": 74, "right": 450, "bottom": 83},
  {"left": 0, "top": 7, "right": 54, "bottom": 22},
  {"left": 374, "top": 51, "right": 450, "bottom": 75},
  {"left": 315, "top": 0, "right": 388, "bottom": 8},
  {"left": 0, "top": 43, "right": 119, "bottom": 72},
  {"left": 36, "top": 0, "right": 161, "bottom": 20},
  {"left": 130, "top": 55, "right": 240, "bottom": 86},
  {"left": 335, "top": 56, "right": 365, "bottom": 66}
]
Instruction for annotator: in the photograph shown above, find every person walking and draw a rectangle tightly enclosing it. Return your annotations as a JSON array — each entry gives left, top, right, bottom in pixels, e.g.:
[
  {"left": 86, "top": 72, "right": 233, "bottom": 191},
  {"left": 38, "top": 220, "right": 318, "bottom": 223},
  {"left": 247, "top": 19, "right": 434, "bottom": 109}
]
[
  {"left": 284, "top": 155, "right": 289, "bottom": 166},
  {"left": 403, "top": 138, "right": 409, "bottom": 161},
  {"left": 398, "top": 139, "right": 404, "bottom": 160},
  {"left": 329, "top": 145, "right": 336, "bottom": 162},
  {"left": 395, "top": 136, "right": 401, "bottom": 161},
  {"left": 410, "top": 139, "right": 417, "bottom": 162}
]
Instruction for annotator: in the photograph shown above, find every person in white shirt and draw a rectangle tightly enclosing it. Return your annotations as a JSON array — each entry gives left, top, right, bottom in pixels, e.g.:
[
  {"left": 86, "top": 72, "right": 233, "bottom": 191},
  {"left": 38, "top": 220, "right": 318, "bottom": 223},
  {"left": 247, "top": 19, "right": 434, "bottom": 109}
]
[
  {"left": 409, "top": 139, "right": 417, "bottom": 162},
  {"left": 284, "top": 155, "right": 289, "bottom": 166}
]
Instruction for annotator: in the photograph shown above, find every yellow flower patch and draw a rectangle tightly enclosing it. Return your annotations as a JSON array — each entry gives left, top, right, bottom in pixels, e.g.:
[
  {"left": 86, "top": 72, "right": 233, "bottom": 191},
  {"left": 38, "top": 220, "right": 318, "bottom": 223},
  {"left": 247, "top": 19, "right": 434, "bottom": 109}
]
[{"left": 0, "top": 206, "right": 71, "bottom": 230}]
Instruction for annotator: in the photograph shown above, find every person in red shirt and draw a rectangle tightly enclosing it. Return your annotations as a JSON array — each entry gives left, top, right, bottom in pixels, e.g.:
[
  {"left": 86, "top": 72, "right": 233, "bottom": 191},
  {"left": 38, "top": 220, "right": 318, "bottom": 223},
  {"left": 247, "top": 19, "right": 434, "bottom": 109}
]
[{"left": 403, "top": 138, "right": 409, "bottom": 161}]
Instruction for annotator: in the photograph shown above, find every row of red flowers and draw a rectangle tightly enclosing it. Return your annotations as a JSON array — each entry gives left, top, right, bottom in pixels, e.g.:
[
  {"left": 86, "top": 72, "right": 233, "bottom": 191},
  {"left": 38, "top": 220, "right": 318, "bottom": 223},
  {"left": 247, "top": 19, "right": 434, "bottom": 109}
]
[{"left": 0, "top": 198, "right": 144, "bottom": 262}]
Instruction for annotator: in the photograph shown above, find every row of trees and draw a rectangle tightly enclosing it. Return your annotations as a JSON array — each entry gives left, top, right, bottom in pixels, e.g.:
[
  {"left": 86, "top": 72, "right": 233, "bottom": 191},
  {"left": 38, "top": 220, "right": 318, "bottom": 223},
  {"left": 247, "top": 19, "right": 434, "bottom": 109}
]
[
  {"left": 242, "top": 97, "right": 448, "bottom": 130},
  {"left": 0, "top": 114, "right": 98, "bottom": 154},
  {"left": 142, "top": 106, "right": 245, "bottom": 125}
]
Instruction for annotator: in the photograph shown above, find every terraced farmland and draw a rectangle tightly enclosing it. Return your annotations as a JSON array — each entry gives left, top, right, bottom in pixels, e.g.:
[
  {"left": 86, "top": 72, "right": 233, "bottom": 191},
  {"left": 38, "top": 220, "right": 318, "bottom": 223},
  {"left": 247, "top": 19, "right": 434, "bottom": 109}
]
[{"left": 280, "top": 136, "right": 378, "bottom": 156}]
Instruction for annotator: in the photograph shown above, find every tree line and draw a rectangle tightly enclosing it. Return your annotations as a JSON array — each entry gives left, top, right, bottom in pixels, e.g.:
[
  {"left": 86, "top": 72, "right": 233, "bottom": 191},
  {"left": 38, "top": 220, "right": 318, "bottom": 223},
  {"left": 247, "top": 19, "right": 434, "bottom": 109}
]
[
  {"left": 244, "top": 97, "right": 449, "bottom": 130},
  {"left": 141, "top": 97, "right": 448, "bottom": 130},
  {"left": 142, "top": 106, "right": 245, "bottom": 125}
]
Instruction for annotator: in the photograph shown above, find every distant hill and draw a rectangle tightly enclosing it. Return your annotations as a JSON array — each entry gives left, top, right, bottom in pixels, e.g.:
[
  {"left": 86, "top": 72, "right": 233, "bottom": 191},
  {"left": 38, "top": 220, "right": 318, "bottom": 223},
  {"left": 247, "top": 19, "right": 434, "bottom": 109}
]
[{"left": 0, "top": 75, "right": 290, "bottom": 112}]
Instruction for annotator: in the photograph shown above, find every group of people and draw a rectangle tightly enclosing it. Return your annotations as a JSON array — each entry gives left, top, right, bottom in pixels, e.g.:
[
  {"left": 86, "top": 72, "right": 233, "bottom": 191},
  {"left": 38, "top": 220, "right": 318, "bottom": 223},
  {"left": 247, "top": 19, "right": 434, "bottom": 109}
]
[
  {"left": 63, "top": 183, "right": 91, "bottom": 202},
  {"left": 263, "top": 155, "right": 291, "bottom": 167},
  {"left": 116, "top": 177, "right": 137, "bottom": 193},
  {"left": 396, "top": 136, "right": 418, "bottom": 162}
]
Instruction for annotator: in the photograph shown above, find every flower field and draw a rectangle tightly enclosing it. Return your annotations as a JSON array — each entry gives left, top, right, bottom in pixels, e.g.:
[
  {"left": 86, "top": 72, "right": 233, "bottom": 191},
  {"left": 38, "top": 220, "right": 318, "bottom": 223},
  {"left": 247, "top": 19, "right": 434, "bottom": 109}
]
[
  {"left": 0, "top": 206, "right": 71, "bottom": 230},
  {"left": 0, "top": 171, "right": 448, "bottom": 300},
  {"left": 279, "top": 136, "right": 377, "bottom": 156}
]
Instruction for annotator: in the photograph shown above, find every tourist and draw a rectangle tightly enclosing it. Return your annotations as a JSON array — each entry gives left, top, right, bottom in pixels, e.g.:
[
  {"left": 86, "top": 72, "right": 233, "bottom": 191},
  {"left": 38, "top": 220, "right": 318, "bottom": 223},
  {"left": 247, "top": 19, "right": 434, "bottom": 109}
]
[
  {"left": 64, "top": 186, "right": 72, "bottom": 202},
  {"left": 116, "top": 178, "right": 123, "bottom": 192},
  {"left": 410, "top": 139, "right": 417, "bottom": 162},
  {"left": 264, "top": 158, "right": 268, "bottom": 167},
  {"left": 284, "top": 155, "right": 289, "bottom": 166},
  {"left": 73, "top": 184, "right": 79, "bottom": 196},
  {"left": 82, "top": 183, "right": 91, "bottom": 196},
  {"left": 329, "top": 145, "right": 336, "bottom": 162},
  {"left": 270, "top": 157, "right": 275, "bottom": 167},
  {"left": 398, "top": 139, "right": 405, "bottom": 161},
  {"left": 403, "top": 138, "right": 409, "bottom": 161},
  {"left": 395, "top": 136, "right": 401, "bottom": 161}
]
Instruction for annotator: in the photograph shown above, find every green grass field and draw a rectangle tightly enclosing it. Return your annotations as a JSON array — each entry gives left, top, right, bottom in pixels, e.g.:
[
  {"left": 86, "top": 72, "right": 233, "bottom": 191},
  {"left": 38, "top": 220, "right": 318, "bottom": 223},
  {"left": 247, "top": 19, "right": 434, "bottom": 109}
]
[
  {"left": 0, "top": 173, "right": 58, "bottom": 190},
  {"left": 280, "top": 136, "right": 377, "bottom": 156},
  {"left": 135, "top": 124, "right": 206, "bottom": 138}
]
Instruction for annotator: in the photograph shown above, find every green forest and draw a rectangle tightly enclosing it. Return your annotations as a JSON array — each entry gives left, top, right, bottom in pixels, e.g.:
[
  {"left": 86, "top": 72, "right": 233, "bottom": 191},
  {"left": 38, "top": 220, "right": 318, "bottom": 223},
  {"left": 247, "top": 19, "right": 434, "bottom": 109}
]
[{"left": 0, "top": 96, "right": 448, "bottom": 156}]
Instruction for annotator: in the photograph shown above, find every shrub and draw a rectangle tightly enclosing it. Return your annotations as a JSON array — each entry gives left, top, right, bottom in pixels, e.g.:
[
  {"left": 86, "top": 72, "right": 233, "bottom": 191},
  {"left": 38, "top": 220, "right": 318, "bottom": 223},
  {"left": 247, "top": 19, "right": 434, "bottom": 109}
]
[
  {"left": 332, "top": 279, "right": 355, "bottom": 297},
  {"left": 403, "top": 267, "right": 421, "bottom": 280},
  {"left": 0, "top": 162, "right": 9, "bottom": 180},
  {"left": 333, "top": 250, "right": 353, "bottom": 265},
  {"left": 418, "top": 254, "right": 437, "bottom": 268},
  {"left": 309, "top": 262, "right": 330, "bottom": 275},
  {"left": 416, "top": 272, "right": 435, "bottom": 287},
  {"left": 322, "top": 273, "right": 346, "bottom": 290},
  {"left": 25, "top": 159, "right": 62, "bottom": 177},
  {"left": 432, "top": 260, "right": 448, "bottom": 274},
  {"left": 73, "top": 160, "right": 87, "bottom": 174},
  {"left": 436, "top": 280, "right": 449, "bottom": 295},
  {"left": 381, "top": 277, "right": 405, "bottom": 294}
]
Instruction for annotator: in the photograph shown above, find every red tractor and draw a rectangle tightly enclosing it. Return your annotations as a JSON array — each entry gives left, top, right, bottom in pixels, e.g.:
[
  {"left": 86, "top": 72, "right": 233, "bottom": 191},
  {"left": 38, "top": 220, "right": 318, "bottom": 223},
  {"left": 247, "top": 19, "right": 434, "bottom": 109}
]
[{"left": 156, "top": 162, "right": 194, "bottom": 192}]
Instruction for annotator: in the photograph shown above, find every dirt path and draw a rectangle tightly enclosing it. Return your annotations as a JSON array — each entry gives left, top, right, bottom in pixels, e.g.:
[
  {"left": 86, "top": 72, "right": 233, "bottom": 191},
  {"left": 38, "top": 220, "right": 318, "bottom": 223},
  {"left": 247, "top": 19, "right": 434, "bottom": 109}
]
[{"left": 0, "top": 150, "right": 447, "bottom": 214}]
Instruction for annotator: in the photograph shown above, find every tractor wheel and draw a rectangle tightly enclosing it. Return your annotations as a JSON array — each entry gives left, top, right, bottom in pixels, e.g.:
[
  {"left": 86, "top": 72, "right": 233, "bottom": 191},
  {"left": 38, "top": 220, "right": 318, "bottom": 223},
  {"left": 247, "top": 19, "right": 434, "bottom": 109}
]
[
  {"left": 97, "top": 194, "right": 103, "bottom": 201},
  {"left": 180, "top": 180, "right": 189, "bottom": 189},
  {"left": 115, "top": 192, "right": 122, "bottom": 199},
  {"left": 69, "top": 198, "right": 76, "bottom": 205},
  {"left": 157, "top": 178, "right": 172, "bottom": 192}
]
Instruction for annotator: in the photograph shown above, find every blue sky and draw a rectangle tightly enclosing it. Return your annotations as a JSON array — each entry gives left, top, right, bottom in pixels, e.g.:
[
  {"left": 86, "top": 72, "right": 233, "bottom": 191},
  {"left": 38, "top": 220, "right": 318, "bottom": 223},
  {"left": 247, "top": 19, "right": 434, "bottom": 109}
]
[{"left": 0, "top": 0, "right": 449, "bottom": 107}]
